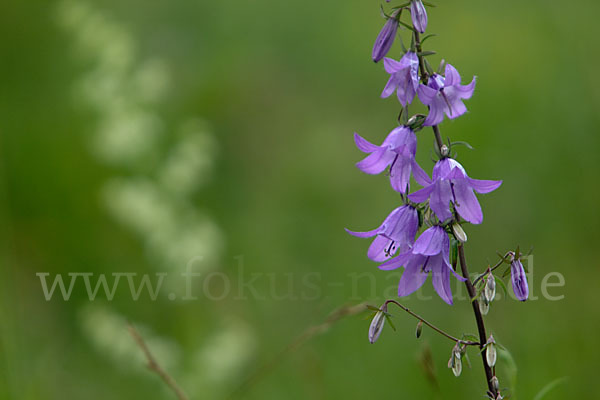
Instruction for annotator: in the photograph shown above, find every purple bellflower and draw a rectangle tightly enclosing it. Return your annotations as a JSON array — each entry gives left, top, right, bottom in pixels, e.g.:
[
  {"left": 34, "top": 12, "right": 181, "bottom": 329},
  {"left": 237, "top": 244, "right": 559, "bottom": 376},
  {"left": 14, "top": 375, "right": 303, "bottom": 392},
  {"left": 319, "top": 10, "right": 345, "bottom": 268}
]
[
  {"left": 409, "top": 158, "right": 502, "bottom": 224},
  {"left": 410, "top": 0, "right": 428, "bottom": 33},
  {"left": 379, "top": 225, "right": 466, "bottom": 305},
  {"left": 346, "top": 205, "right": 419, "bottom": 262},
  {"left": 510, "top": 258, "right": 529, "bottom": 301},
  {"left": 417, "top": 64, "right": 476, "bottom": 126},
  {"left": 372, "top": 11, "right": 399, "bottom": 63},
  {"left": 381, "top": 51, "right": 420, "bottom": 106},
  {"left": 354, "top": 126, "right": 428, "bottom": 193}
]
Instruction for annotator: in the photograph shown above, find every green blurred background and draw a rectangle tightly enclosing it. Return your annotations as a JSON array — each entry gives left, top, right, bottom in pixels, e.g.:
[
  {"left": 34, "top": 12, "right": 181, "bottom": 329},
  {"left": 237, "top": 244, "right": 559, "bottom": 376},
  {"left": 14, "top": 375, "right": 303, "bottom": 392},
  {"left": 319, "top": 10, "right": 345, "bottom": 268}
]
[{"left": 1, "top": 0, "right": 598, "bottom": 399}]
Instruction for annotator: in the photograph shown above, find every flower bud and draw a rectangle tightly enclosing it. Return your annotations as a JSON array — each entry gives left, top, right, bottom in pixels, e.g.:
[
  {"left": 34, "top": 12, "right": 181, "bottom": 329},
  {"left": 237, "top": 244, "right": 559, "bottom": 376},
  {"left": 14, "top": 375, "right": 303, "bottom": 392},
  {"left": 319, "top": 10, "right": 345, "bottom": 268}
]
[
  {"left": 440, "top": 144, "right": 450, "bottom": 157},
  {"left": 410, "top": 0, "right": 428, "bottom": 33},
  {"left": 510, "top": 258, "right": 529, "bottom": 301},
  {"left": 415, "top": 320, "right": 423, "bottom": 338},
  {"left": 484, "top": 272, "right": 496, "bottom": 302},
  {"left": 452, "top": 222, "right": 467, "bottom": 243},
  {"left": 368, "top": 309, "right": 386, "bottom": 343},
  {"left": 372, "top": 11, "right": 399, "bottom": 63},
  {"left": 486, "top": 336, "right": 497, "bottom": 367},
  {"left": 479, "top": 297, "right": 489, "bottom": 315},
  {"left": 491, "top": 375, "right": 500, "bottom": 393},
  {"left": 448, "top": 345, "right": 462, "bottom": 377}
]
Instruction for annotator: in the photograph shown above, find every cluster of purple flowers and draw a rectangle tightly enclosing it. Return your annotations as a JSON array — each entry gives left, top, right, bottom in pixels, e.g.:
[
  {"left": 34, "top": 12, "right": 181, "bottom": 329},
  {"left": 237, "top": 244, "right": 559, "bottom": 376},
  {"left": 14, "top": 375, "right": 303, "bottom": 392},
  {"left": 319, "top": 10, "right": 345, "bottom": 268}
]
[{"left": 349, "top": 0, "right": 528, "bottom": 305}]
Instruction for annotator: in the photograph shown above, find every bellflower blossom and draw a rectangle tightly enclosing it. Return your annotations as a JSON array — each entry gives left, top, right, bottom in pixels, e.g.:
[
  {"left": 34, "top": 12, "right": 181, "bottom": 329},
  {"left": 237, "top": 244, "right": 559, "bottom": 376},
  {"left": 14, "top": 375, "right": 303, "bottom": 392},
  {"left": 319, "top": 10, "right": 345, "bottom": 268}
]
[
  {"left": 381, "top": 51, "right": 419, "bottom": 106},
  {"left": 379, "top": 226, "right": 466, "bottom": 305},
  {"left": 409, "top": 158, "right": 502, "bottom": 224},
  {"left": 372, "top": 11, "right": 399, "bottom": 63},
  {"left": 354, "top": 126, "right": 428, "bottom": 193},
  {"left": 510, "top": 258, "right": 529, "bottom": 301},
  {"left": 346, "top": 205, "right": 418, "bottom": 262},
  {"left": 410, "top": 0, "right": 428, "bottom": 33},
  {"left": 417, "top": 64, "right": 476, "bottom": 126}
]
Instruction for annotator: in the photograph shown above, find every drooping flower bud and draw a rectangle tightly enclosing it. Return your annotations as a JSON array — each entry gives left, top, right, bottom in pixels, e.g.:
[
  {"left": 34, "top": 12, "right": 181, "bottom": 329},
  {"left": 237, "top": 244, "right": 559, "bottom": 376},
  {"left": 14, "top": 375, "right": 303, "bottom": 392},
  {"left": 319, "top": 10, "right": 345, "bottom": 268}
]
[
  {"left": 415, "top": 320, "right": 423, "bottom": 338},
  {"left": 510, "top": 258, "right": 529, "bottom": 301},
  {"left": 372, "top": 11, "right": 399, "bottom": 63},
  {"left": 368, "top": 309, "right": 386, "bottom": 343},
  {"left": 484, "top": 271, "right": 496, "bottom": 302},
  {"left": 410, "top": 0, "right": 428, "bottom": 33},
  {"left": 479, "top": 297, "right": 489, "bottom": 315},
  {"left": 491, "top": 375, "right": 500, "bottom": 393},
  {"left": 486, "top": 335, "right": 497, "bottom": 367},
  {"left": 448, "top": 344, "right": 462, "bottom": 377},
  {"left": 452, "top": 222, "right": 467, "bottom": 243}
]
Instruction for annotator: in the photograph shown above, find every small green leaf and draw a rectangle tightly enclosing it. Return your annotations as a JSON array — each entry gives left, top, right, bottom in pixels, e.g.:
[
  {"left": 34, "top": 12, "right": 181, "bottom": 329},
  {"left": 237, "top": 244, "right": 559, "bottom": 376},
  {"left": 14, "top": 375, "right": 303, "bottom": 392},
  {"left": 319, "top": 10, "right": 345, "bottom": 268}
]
[
  {"left": 420, "top": 33, "right": 437, "bottom": 45},
  {"left": 451, "top": 140, "right": 474, "bottom": 150},
  {"left": 418, "top": 51, "right": 436, "bottom": 57},
  {"left": 495, "top": 276, "right": 508, "bottom": 296},
  {"left": 398, "top": 20, "right": 416, "bottom": 32},
  {"left": 422, "top": 1, "right": 437, "bottom": 7},
  {"left": 498, "top": 347, "right": 518, "bottom": 394}
]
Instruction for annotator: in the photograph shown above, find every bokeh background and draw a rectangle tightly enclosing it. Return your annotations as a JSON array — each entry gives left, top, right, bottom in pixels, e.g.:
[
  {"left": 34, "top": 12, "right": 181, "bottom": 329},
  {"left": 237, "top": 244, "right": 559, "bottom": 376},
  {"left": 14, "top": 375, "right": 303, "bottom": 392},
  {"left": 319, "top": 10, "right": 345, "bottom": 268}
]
[{"left": 1, "top": 0, "right": 598, "bottom": 399}]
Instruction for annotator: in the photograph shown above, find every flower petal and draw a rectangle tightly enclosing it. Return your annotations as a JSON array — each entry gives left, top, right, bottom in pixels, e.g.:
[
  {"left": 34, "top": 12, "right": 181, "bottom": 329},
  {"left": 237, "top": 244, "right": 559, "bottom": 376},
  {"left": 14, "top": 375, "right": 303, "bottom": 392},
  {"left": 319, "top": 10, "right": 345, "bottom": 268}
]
[
  {"left": 367, "top": 234, "right": 394, "bottom": 262},
  {"left": 422, "top": 96, "right": 446, "bottom": 126},
  {"left": 398, "top": 256, "right": 429, "bottom": 296},
  {"left": 411, "top": 159, "right": 431, "bottom": 186},
  {"left": 453, "top": 180, "right": 483, "bottom": 224},
  {"left": 353, "top": 132, "right": 380, "bottom": 153},
  {"left": 356, "top": 148, "right": 395, "bottom": 174},
  {"left": 431, "top": 255, "right": 454, "bottom": 305},
  {"left": 408, "top": 183, "right": 434, "bottom": 203},
  {"left": 413, "top": 226, "right": 448, "bottom": 256},
  {"left": 381, "top": 73, "right": 400, "bottom": 98},
  {"left": 390, "top": 155, "right": 412, "bottom": 193},
  {"left": 417, "top": 83, "right": 437, "bottom": 105},
  {"left": 345, "top": 227, "right": 380, "bottom": 238},
  {"left": 468, "top": 178, "right": 502, "bottom": 194},
  {"left": 429, "top": 180, "right": 454, "bottom": 222},
  {"left": 378, "top": 251, "right": 412, "bottom": 270},
  {"left": 444, "top": 63, "right": 462, "bottom": 87}
]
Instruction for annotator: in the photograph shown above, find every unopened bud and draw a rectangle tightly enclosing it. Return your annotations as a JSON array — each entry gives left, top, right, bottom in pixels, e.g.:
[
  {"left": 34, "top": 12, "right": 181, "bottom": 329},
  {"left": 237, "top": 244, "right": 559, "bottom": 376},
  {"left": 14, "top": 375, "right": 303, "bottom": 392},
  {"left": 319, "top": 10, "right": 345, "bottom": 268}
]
[
  {"left": 368, "top": 309, "right": 386, "bottom": 344},
  {"left": 484, "top": 272, "right": 496, "bottom": 302},
  {"left": 479, "top": 297, "right": 490, "bottom": 315},
  {"left": 440, "top": 144, "right": 450, "bottom": 157},
  {"left": 486, "top": 336, "right": 497, "bottom": 367},
  {"left": 491, "top": 375, "right": 500, "bottom": 392},
  {"left": 448, "top": 344, "right": 462, "bottom": 377},
  {"left": 452, "top": 222, "right": 467, "bottom": 243},
  {"left": 416, "top": 320, "right": 423, "bottom": 338}
]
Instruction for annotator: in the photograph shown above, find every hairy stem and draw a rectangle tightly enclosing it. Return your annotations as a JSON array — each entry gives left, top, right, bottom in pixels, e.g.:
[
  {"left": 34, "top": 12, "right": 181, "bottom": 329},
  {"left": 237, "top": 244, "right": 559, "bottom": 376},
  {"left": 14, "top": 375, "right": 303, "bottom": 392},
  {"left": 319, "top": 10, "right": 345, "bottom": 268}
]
[
  {"left": 384, "top": 300, "right": 478, "bottom": 345},
  {"left": 458, "top": 245, "right": 497, "bottom": 398}
]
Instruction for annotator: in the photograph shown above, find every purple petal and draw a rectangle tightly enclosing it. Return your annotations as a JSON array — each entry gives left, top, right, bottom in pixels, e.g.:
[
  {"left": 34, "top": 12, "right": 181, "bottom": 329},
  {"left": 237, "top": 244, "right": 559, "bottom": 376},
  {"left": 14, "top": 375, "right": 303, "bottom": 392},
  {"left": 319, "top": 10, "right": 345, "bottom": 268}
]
[
  {"left": 443, "top": 94, "right": 467, "bottom": 119},
  {"left": 453, "top": 180, "right": 483, "bottom": 224},
  {"left": 381, "top": 74, "right": 400, "bottom": 98},
  {"left": 389, "top": 155, "right": 412, "bottom": 193},
  {"left": 411, "top": 159, "right": 431, "bottom": 186},
  {"left": 383, "top": 57, "right": 405, "bottom": 74},
  {"left": 454, "top": 76, "right": 477, "bottom": 98},
  {"left": 345, "top": 227, "right": 380, "bottom": 239},
  {"left": 431, "top": 255, "right": 454, "bottom": 305},
  {"left": 413, "top": 226, "right": 448, "bottom": 256},
  {"left": 444, "top": 64, "right": 462, "bottom": 87},
  {"left": 408, "top": 183, "right": 434, "bottom": 203},
  {"left": 410, "top": 0, "right": 428, "bottom": 33},
  {"left": 372, "top": 17, "right": 398, "bottom": 62},
  {"left": 417, "top": 84, "right": 437, "bottom": 105},
  {"left": 379, "top": 251, "right": 411, "bottom": 271},
  {"left": 422, "top": 97, "right": 446, "bottom": 126},
  {"left": 356, "top": 148, "right": 395, "bottom": 174},
  {"left": 468, "top": 178, "right": 502, "bottom": 194},
  {"left": 428, "top": 180, "right": 454, "bottom": 222},
  {"left": 367, "top": 234, "right": 394, "bottom": 262},
  {"left": 398, "top": 256, "right": 429, "bottom": 296},
  {"left": 353, "top": 132, "right": 380, "bottom": 153}
]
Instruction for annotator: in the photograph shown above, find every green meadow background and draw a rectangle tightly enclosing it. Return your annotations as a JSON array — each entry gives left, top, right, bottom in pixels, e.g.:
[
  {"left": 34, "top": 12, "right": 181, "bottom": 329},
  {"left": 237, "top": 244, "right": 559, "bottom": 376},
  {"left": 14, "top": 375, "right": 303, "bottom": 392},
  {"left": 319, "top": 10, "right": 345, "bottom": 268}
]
[{"left": 1, "top": 0, "right": 598, "bottom": 399}]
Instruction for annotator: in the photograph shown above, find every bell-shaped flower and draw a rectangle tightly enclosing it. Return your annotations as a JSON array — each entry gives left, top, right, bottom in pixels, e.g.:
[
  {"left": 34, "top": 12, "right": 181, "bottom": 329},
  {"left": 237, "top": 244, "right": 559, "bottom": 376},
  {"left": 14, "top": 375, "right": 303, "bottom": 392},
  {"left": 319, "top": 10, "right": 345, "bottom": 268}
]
[
  {"left": 417, "top": 64, "right": 476, "bottom": 126},
  {"left": 510, "top": 258, "right": 529, "bottom": 301},
  {"left": 354, "top": 126, "right": 428, "bottom": 193},
  {"left": 408, "top": 158, "right": 502, "bottom": 224},
  {"left": 379, "top": 226, "right": 466, "bottom": 305},
  {"left": 381, "top": 51, "right": 420, "bottom": 106},
  {"left": 346, "top": 205, "right": 419, "bottom": 262},
  {"left": 372, "top": 11, "right": 399, "bottom": 63},
  {"left": 410, "top": 0, "right": 428, "bottom": 33}
]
